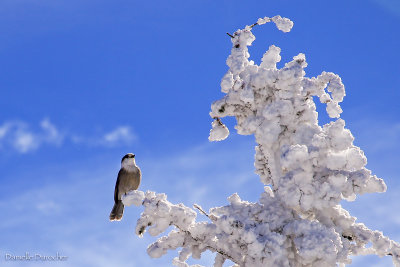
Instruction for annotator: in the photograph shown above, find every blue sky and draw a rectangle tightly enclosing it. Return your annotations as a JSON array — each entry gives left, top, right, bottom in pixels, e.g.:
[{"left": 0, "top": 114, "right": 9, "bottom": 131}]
[{"left": 0, "top": 0, "right": 399, "bottom": 266}]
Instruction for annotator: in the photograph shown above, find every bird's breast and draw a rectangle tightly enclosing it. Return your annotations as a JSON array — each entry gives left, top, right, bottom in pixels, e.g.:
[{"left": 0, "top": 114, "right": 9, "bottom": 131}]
[{"left": 118, "top": 168, "right": 141, "bottom": 197}]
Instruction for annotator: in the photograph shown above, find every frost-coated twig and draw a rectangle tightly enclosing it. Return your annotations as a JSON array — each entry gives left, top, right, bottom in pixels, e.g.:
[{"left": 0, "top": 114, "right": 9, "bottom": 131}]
[
  {"left": 193, "top": 204, "right": 218, "bottom": 223},
  {"left": 122, "top": 190, "right": 242, "bottom": 266}
]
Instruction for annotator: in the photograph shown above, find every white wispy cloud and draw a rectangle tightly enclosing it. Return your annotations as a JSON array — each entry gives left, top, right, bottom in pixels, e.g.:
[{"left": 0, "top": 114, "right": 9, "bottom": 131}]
[
  {"left": 70, "top": 125, "right": 136, "bottom": 147},
  {"left": 0, "top": 119, "right": 137, "bottom": 154},
  {"left": 102, "top": 126, "right": 136, "bottom": 146},
  {"left": 40, "top": 118, "right": 63, "bottom": 145},
  {"left": 0, "top": 119, "right": 63, "bottom": 153},
  {"left": 13, "top": 130, "right": 38, "bottom": 153}
]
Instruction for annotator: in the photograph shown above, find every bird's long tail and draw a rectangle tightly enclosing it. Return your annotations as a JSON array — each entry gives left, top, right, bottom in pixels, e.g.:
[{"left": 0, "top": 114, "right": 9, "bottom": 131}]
[{"left": 109, "top": 200, "right": 124, "bottom": 221}]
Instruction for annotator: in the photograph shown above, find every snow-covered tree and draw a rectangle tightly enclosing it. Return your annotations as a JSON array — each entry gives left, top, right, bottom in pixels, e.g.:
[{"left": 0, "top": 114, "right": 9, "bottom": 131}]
[{"left": 122, "top": 16, "right": 400, "bottom": 266}]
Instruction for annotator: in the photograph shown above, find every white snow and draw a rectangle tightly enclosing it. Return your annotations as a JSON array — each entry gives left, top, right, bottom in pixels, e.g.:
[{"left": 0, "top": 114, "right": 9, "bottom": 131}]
[
  {"left": 124, "top": 16, "right": 400, "bottom": 267},
  {"left": 208, "top": 119, "right": 229, "bottom": 142}
]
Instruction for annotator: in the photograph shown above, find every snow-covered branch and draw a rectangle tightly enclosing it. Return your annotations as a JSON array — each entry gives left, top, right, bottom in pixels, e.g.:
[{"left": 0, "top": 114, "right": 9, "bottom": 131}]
[
  {"left": 125, "top": 16, "right": 400, "bottom": 266},
  {"left": 124, "top": 187, "right": 400, "bottom": 266}
]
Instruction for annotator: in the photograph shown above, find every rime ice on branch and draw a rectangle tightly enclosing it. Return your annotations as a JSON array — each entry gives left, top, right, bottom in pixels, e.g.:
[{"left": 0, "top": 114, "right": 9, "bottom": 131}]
[{"left": 125, "top": 16, "right": 400, "bottom": 266}]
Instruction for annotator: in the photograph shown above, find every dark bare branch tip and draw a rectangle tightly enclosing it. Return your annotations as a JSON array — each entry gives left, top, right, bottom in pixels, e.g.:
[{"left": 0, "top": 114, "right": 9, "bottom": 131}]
[
  {"left": 214, "top": 117, "right": 223, "bottom": 125},
  {"left": 226, "top": 32, "right": 234, "bottom": 38},
  {"left": 249, "top": 22, "right": 258, "bottom": 28}
]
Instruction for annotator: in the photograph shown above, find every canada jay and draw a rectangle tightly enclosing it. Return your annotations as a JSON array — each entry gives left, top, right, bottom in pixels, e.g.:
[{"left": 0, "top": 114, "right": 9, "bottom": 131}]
[{"left": 109, "top": 153, "right": 141, "bottom": 221}]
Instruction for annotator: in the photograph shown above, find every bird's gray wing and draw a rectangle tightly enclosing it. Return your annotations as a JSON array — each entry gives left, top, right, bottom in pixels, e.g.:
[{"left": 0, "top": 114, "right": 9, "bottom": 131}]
[{"left": 114, "top": 169, "right": 122, "bottom": 202}]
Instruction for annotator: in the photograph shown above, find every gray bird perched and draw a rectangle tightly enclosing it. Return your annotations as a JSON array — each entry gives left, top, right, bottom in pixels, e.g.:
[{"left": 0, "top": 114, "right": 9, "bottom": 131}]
[{"left": 109, "top": 153, "right": 141, "bottom": 221}]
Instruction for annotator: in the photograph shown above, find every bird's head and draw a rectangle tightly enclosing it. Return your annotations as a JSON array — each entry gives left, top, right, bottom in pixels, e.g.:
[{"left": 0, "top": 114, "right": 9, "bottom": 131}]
[{"left": 121, "top": 153, "right": 136, "bottom": 168}]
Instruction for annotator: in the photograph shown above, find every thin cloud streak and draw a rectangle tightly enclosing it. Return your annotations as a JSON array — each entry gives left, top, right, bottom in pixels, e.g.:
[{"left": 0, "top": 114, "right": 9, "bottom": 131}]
[
  {"left": 0, "top": 119, "right": 137, "bottom": 154},
  {"left": 0, "top": 119, "right": 63, "bottom": 153},
  {"left": 70, "top": 125, "right": 136, "bottom": 147},
  {"left": 102, "top": 126, "right": 136, "bottom": 146}
]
